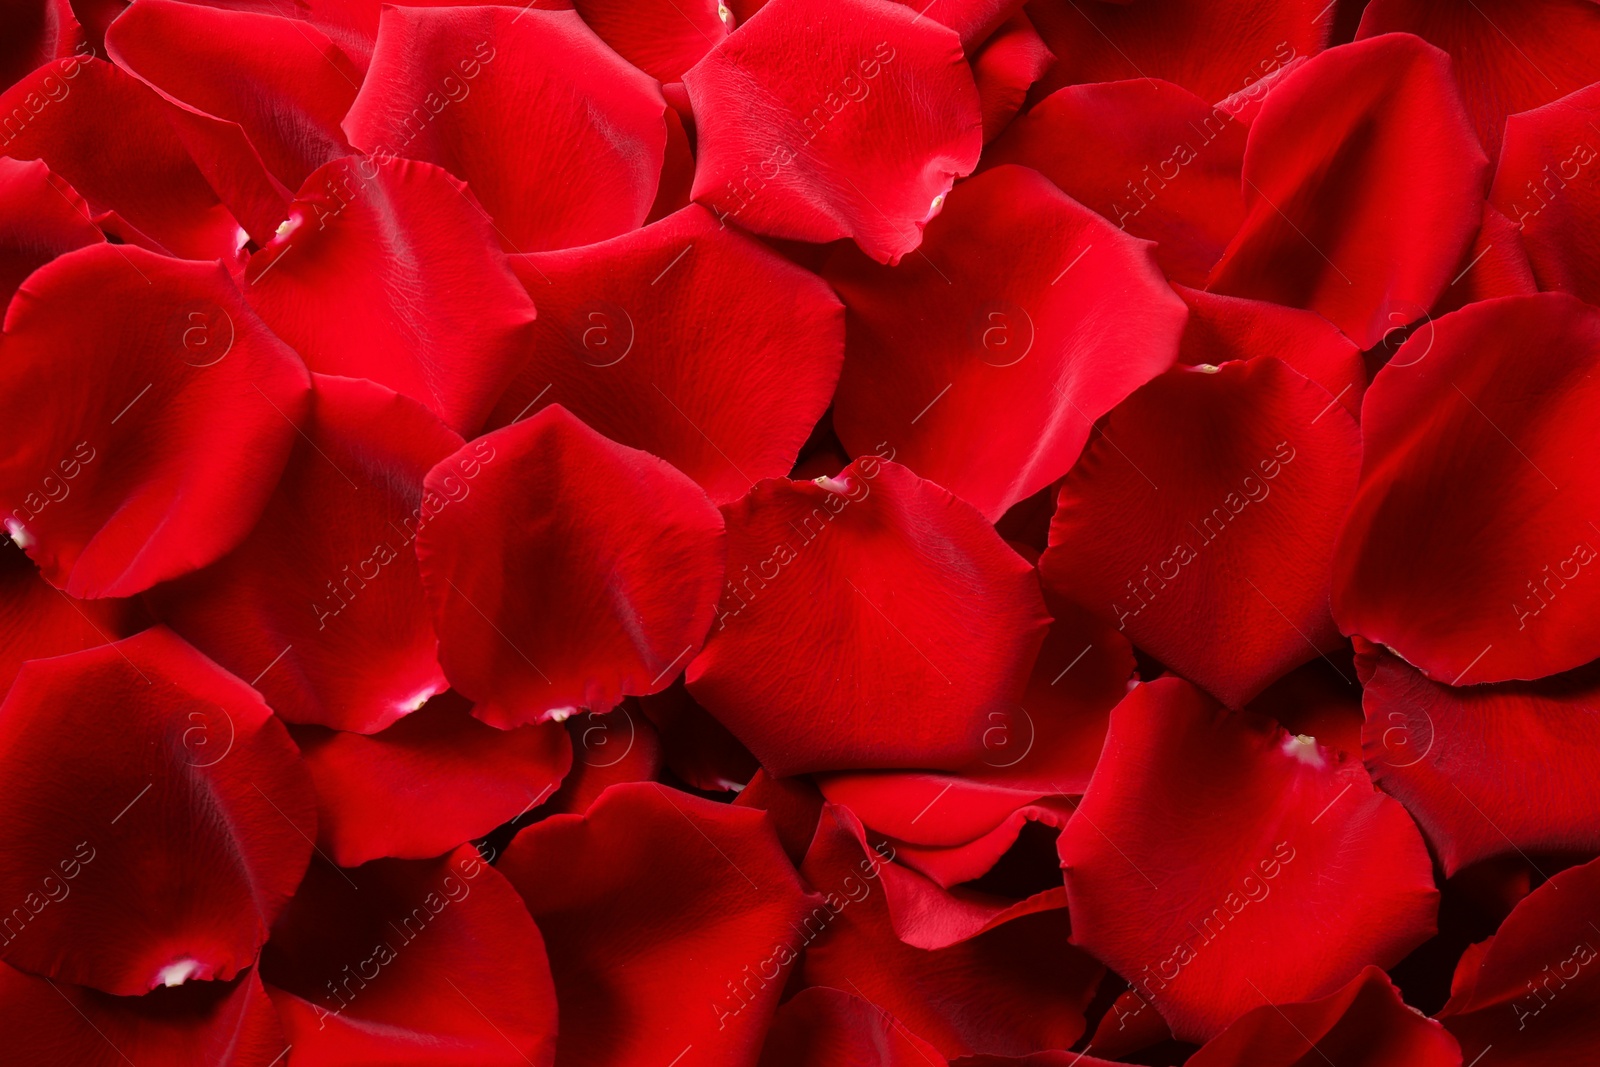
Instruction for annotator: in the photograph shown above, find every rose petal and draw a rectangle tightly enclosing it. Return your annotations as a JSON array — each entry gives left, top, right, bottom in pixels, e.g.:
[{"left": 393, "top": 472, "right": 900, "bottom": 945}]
[
  {"left": 733, "top": 769, "right": 824, "bottom": 866},
  {"left": 685, "top": 0, "right": 982, "bottom": 263},
  {"left": 486, "top": 203, "right": 844, "bottom": 506},
  {"left": 1332, "top": 293, "right": 1600, "bottom": 684},
  {"left": 0, "top": 0, "right": 80, "bottom": 93},
  {"left": 417, "top": 405, "right": 726, "bottom": 728},
  {"left": 0, "top": 545, "right": 145, "bottom": 699},
  {"left": 344, "top": 4, "right": 667, "bottom": 252},
  {"left": 824, "top": 164, "right": 1185, "bottom": 521},
  {"left": 0, "top": 156, "right": 99, "bottom": 306},
  {"left": 499, "top": 782, "right": 816, "bottom": 1067},
  {"left": 569, "top": 0, "right": 729, "bottom": 84},
  {"left": 638, "top": 683, "right": 759, "bottom": 792},
  {"left": 1058, "top": 677, "right": 1438, "bottom": 1042},
  {"left": 972, "top": 12, "right": 1053, "bottom": 142},
  {"left": 686, "top": 458, "right": 1050, "bottom": 776},
  {"left": 0, "top": 243, "right": 310, "bottom": 598},
  {"left": 757, "top": 986, "right": 949, "bottom": 1067},
  {"left": 548, "top": 705, "right": 664, "bottom": 815},
  {"left": 0, "top": 627, "right": 316, "bottom": 995}
]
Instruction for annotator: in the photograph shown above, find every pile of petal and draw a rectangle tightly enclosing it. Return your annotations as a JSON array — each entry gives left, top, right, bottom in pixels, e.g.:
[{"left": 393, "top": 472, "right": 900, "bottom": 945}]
[{"left": 1, "top": 0, "right": 1598, "bottom": 1064}]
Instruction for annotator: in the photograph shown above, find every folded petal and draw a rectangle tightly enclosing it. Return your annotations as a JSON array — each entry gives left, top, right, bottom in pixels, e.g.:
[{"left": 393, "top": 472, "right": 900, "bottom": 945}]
[
  {"left": 984, "top": 80, "right": 1246, "bottom": 286},
  {"left": 687, "top": 458, "right": 1050, "bottom": 776},
  {"left": 0, "top": 156, "right": 99, "bottom": 306},
  {"left": 292, "top": 691, "right": 572, "bottom": 866},
  {"left": 243, "top": 157, "right": 537, "bottom": 436},
  {"left": 0, "top": 627, "right": 316, "bottom": 995},
  {"left": 344, "top": 4, "right": 666, "bottom": 252},
  {"left": 1206, "top": 33, "right": 1489, "bottom": 349},
  {"left": 500, "top": 782, "right": 817, "bottom": 1067},
  {"left": 758, "top": 986, "right": 949, "bottom": 1067},
  {"left": 685, "top": 0, "right": 982, "bottom": 263},
  {"left": 147, "top": 374, "right": 457, "bottom": 734},
  {"left": 824, "top": 164, "right": 1185, "bottom": 520},
  {"left": 972, "top": 12, "right": 1053, "bottom": 142},
  {"left": 1332, "top": 293, "right": 1600, "bottom": 684},
  {"left": 0, "top": 244, "right": 310, "bottom": 598},
  {"left": 1058, "top": 677, "right": 1438, "bottom": 1042},
  {"left": 261, "top": 846, "right": 558, "bottom": 1067},
  {"left": 417, "top": 406, "right": 726, "bottom": 728},
  {"left": 1042, "top": 358, "right": 1360, "bottom": 708},
  {"left": 487, "top": 204, "right": 844, "bottom": 505}
]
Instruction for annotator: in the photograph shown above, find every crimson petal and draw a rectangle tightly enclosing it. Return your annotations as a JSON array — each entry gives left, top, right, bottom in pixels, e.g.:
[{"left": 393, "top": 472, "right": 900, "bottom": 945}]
[
  {"left": 0, "top": 546, "right": 145, "bottom": 699},
  {"left": 0, "top": 156, "right": 99, "bottom": 307},
  {"left": 758, "top": 986, "right": 949, "bottom": 1067},
  {"left": 570, "top": 0, "right": 729, "bottom": 84},
  {"left": 972, "top": 12, "right": 1053, "bottom": 143}
]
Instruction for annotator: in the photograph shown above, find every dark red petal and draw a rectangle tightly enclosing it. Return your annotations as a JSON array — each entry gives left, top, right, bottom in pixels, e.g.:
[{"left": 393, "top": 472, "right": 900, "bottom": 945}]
[
  {"left": 0, "top": 0, "right": 80, "bottom": 93},
  {"left": 261, "top": 846, "right": 558, "bottom": 1067},
  {"left": 733, "top": 769, "right": 824, "bottom": 866},
  {"left": 984, "top": 80, "right": 1246, "bottom": 286},
  {"left": 824, "top": 165, "right": 1185, "bottom": 520},
  {"left": 972, "top": 12, "right": 1053, "bottom": 143},
  {"left": 818, "top": 772, "right": 1048, "bottom": 850},
  {"left": 889, "top": 798, "right": 1073, "bottom": 887},
  {"left": 799, "top": 803, "right": 1103, "bottom": 1059},
  {"left": 1357, "top": 0, "right": 1600, "bottom": 159},
  {"left": 0, "top": 57, "right": 242, "bottom": 262},
  {"left": 1433, "top": 202, "right": 1537, "bottom": 317},
  {"left": 105, "top": 1, "right": 360, "bottom": 244},
  {"left": 0, "top": 156, "right": 99, "bottom": 306},
  {"left": 570, "top": 0, "right": 729, "bottom": 84},
  {"left": 687, "top": 458, "right": 1050, "bottom": 776},
  {"left": 897, "top": 0, "right": 1022, "bottom": 46},
  {"left": 0, "top": 966, "right": 288, "bottom": 1067},
  {"left": 418, "top": 405, "right": 726, "bottom": 728},
  {"left": 486, "top": 204, "right": 844, "bottom": 506},
  {"left": 147, "top": 374, "right": 456, "bottom": 733},
  {"left": 758, "top": 986, "right": 949, "bottom": 1067},
  {"left": 648, "top": 102, "right": 697, "bottom": 221},
  {"left": 1042, "top": 358, "right": 1360, "bottom": 708},
  {"left": 291, "top": 690, "right": 572, "bottom": 867},
  {"left": 1359, "top": 644, "right": 1600, "bottom": 877},
  {"left": 500, "top": 782, "right": 816, "bottom": 1067},
  {"left": 345, "top": 5, "right": 666, "bottom": 252},
  {"left": 547, "top": 704, "right": 665, "bottom": 815},
  {"left": 1186, "top": 966, "right": 1460, "bottom": 1067},
  {"left": 0, "top": 627, "right": 316, "bottom": 995},
  {"left": 0, "top": 243, "right": 310, "bottom": 598},
  {"left": 1332, "top": 293, "right": 1600, "bottom": 684},
  {"left": 1205, "top": 33, "right": 1489, "bottom": 349},
  {"left": 1490, "top": 82, "right": 1600, "bottom": 305},
  {"left": 1058, "top": 678, "right": 1438, "bottom": 1042},
  {"left": 243, "top": 157, "right": 536, "bottom": 436},
  {"left": 639, "top": 684, "right": 759, "bottom": 792},
  {"left": 1172, "top": 286, "right": 1364, "bottom": 417},
  {"left": 0, "top": 546, "right": 145, "bottom": 699},
  {"left": 1438, "top": 855, "right": 1600, "bottom": 1064},
  {"left": 1026, "top": 0, "right": 1329, "bottom": 104},
  {"left": 685, "top": 0, "right": 982, "bottom": 263}
]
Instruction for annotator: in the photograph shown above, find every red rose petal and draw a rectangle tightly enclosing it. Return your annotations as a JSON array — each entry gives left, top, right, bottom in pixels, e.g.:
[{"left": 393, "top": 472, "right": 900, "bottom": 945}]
[
  {"left": 1438, "top": 855, "right": 1600, "bottom": 1064},
  {"left": 1433, "top": 202, "right": 1537, "bottom": 317},
  {"left": 0, "top": 156, "right": 99, "bottom": 306},
  {"left": 344, "top": 4, "right": 667, "bottom": 252},
  {"left": 1357, "top": 0, "right": 1600, "bottom": 159},
  {"left": 799, "top": 803, "right": 1104, "bottom": 1059},
  {"left": 1359, "top": 644, "right": 1600, "bottom": 877},
  {"left": 105, "top": 0, "right": 360, "bottom": 244},
  {"left": 417, "top": 406, "right": 726, "bottom": 728},
  {"left": 486, "top": 204, "right": 844, "bottom": 506},
  {"left": 1490, "top": 82, "right": 1600, "bottom": 305},
  {"left": 1205, "top": 33, "right": 1489, "bottom": 349},
  {"left": 638, "top": 684, "right": 759, "bottom": 792},
  {"left": 1332, "top": 293, "right": 1600, "bottom": 684},
  {"left": 984, "top": 80, "right": 1247, "bottom": 286},
  {"left": 547, "top": 704, "right": 665, "bottom": 815},
  {"left": 0, "top": 0, "right": 79, "bottom": 93},
  {"left": 147, "top": 374, "right": 457, "bottom": 734},
  {"left": 242, "top": 157, "right": 535, "bottom": 436},
  {"left": 1026, "top": 0, "right": 1328, "bottom": 104},
  {"left": 500, "top": 782, "right": 816, "bottom": 1067},
  {"left": 757, "top": 986, "right": 949, "bottom": 1067},
  {"left": 0, "top": 243, "right": 310, "bottom": 598},
  {"left": 824, "top": 164, "right": 1185, "bottom": 521},
  {"left": 972, "top": 13, "right": 1053, "bottom": 143},
  {"left": 0, "top": 966, "right": 288, "bottom": 1067},
  {"left": 687, "top": 458, "right": 1049, "bottom": 776},
  {"left": 685, "top": 0, "right": 982, "bottom": 264},
  {"left": 1042, "top": 358, "right": 1360, "bottom": 708},
  {"left": 0, "top": 57, "right": 242, "bottom": 262},
  {"left": 261, "top": 846, "right": 558, "bottom": 1067},
  {"left": 1172, "top": 286, "right": 1364, "bottom": 417},
  {"left": 818, "top": 772, "right": 1047, "bottom": 849},
  {"left": 890, "top": 798, "right": 1073, "bottom": 888},
  {"left": 569, "top": 0, "right": 729, "bottom": 84},
  {"left": 0, "top": 627, "right": 316, "bottom": 995},
  {"left": 0, "top": 545, "right": 145, "bottom": 699},
  {"left": 733, "top": 769, "right": 825, "bottom": 866},
  {"left": 1186, "top": 966, "right": 1460, "bottom": 1067},
  {"left": 1058, "top": 677, "right": 1438, "bottom": 1042},
  {"left": 291, "top": 691, "right": 572, "bottom": 866}
]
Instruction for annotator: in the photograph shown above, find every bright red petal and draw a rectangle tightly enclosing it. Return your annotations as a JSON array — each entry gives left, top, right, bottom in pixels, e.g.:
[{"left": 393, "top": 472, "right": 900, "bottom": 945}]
[
  {"left": 685, "top": 0, "right": 982, "bottom": 263},
  {"left": 1058, "top": 678, "right": 1438, "bottom": 1042},
  {"left": 686, "top": 458, "right": 1050, "bottom": 776},
  {"left": 570, "top": 0, "right": 729, "bottom": 83},
  {"left": 0, "top": 627, "right": 316, "bottom": 995},
  {"left": 825, "top": 164, "right": 1185, "bottom": 521},
  {"left": 0, "top": 156, "right": 99, "bottom": 306},
  {"left": 0, "top": 244, "right": 310, "bottom": 598}
]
